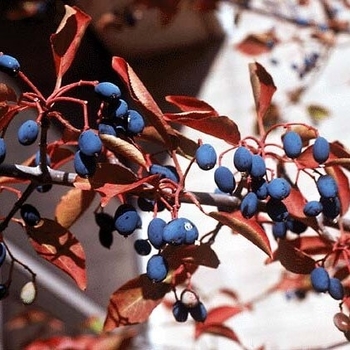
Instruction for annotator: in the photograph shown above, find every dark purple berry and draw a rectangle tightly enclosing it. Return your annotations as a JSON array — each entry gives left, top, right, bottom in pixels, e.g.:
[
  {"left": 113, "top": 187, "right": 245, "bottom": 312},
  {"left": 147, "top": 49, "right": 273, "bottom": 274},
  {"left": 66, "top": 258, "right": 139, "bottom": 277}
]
[
  {"left": 189, "top": 301, "right": 207, "bottom": 322},
  {"left": 20, "top": 204, "right": 41, "bottom": 226},
  {"left": 172, "top": 300, "right": 189, "bottom": 322},
  {"left": 320, "top": 196, "right": 341, "bottom": 219},
  {"left": 272, "top": 221, "right": 287, "bottom": 239},
  {"left": 266, "top": 199, "right": 289, "bottom": 222},
  {"left": 0, "top": 138, "right": 6, "bottom": 164},
  {"left": 134, "top": 239, "right": 152, "bottom": 256},
  {"left": 286, "top": 218, "right": 307, "bottom": 234},
  {"left": 251, "top": 177, "right": 268, "bottom": 199},
  {"left": 0, "top": 242, "right": 6, "bottom": 267}
]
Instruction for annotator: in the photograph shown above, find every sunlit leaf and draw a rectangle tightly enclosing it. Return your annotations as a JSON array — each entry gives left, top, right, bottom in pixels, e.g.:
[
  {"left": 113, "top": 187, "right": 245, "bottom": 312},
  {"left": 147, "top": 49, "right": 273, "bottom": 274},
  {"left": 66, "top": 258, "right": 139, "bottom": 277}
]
[
  {"left": 165, "top": 95, "right": 219, "bottom": 114},
  {"left": 55, "top": 188, "right": 95, "bottom": 229},
  {"left": 112, "top": 56, "right": 177, "bottom": 149},
  {"left": 26, "top": 219, "right": 87, "bottom": 290},
  {"left": 209, "top": 211, "right": 272, "bottom": 257},
  {"left": 164, "top": 111, "right": 240, "bottom": 145},
  {"left": 100, "top": 134, "right": 147, "bottom": 168},
  {"left": 50, "top": 5, "right": 91, "bottom": 88},
  {"left": 249, "top": 62, "right": 277, "bottom": 126},
  {"left": 103, "top": 274, "right": 171, "bottom": 330}
]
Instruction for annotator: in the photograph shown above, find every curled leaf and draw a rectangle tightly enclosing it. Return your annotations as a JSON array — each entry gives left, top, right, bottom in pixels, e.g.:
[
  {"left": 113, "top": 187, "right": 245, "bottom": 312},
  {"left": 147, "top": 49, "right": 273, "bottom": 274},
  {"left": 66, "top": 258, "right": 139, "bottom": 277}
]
[
  {"left": 209, "top": 211, "right": 272, "bottom": 257},
  {"left": 165, "top": 95, "right": 219, "bottom": 114},
  {"left": 99, "top": 134, "right": 147, "bottom": 168}
]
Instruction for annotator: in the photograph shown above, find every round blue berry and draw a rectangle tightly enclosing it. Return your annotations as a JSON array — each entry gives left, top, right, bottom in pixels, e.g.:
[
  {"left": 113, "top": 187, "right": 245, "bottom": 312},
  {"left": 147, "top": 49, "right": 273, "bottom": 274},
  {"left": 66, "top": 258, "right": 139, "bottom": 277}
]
[
  {"left": 78, "top": 130, "right": 103, "bottom": 156},
  {"left": 127, "top": 109, "right": 145, "bottom": 135},
  {"left": 251, "top": 178, "right": 268, "bottom": 199},
  {"left": 74, "top": 150, "right": 97, "bottom": 178},
  {"left": 234, "top": 146, "right": 252, "bottom": 172},
  {"left": 272, "top": 221, "right": 287, "bottom": 239},
  {"left": 149, "top": 164, "right": 179, "bottom": 183},
  {"left": 316, "top": 175, "right": 338, "bottom": 199},
  {"left": 249, "top": 154, "right": 266, "bottom": 178},
  {"left": 17, "top": 120, "right": 39, "bottom": 146},
  {"left": 310, "top": 267, "right": 330, "bottom": 293},
  {"left": 146, "top": 254, "right": 168, "bottom": 282},
  {"left": 20, "top": 204, "right": 41, "bottom": 226},
  {"left": 214, "top": 166, "right": 236, "bottom": 193},
  {"left": 240, "top": 192, "right": 258, "bottom": 219},
  {"left": 267, "top": 178, "right": 291, "bottom": 200},
  {"left": 303, "top": 201, "right": 323, "bottom": 217},
  {"left": 195, "top": 144, "right": 217, "bottom": 170},
  {"left": 172, "top": 300, "right": 189, "bottom": 322},
  {"left": 266, "top": 199, "right": 289, "bottom": 222},
  {"left": 114, "top": 204, "right": 141, "bottom": 236},
  {"left": 0, "top": 54, "right": 20, "bottom": 76},
  {"left": 313, "top": 136, "right": 329, "bottom": 164},
  {"left": 282, "top": 131, "right": 303, "bottom": 158},
  {"left": 328, "top": 278, "right": 344, "bottom": 300},
  {"left": 147, "top": 217, "right": 166, "bottom": 249},
  {"left": 162, "top": 217, "right": 198, "bottom": 245},
  {"left": 94, "top": 82, "right": 121, "bottom": 102}
]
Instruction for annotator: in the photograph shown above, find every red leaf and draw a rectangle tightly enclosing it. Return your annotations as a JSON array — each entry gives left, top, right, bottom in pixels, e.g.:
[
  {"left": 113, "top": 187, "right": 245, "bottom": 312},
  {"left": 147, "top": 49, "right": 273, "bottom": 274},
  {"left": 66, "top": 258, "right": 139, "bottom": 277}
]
[
  {"left": 325, "top": 165, "right": 350, "bottom": 215},
  {"left": 236, "top": 31, "right": 278, "bottom": 56},
  {"left": 205, "top": 305, "right": 245, "bottom": 324},
  {"left": 209, "top": 211, "right": 272, "bottom": 257},
  {"left": 164, "top": 111, "right": 241, "bottom": 145},
  {"left": 273, "top": 239, "right": 316, "bottom": 274},
  {"left": 50, "top": 5, "right": 91, "bottom": 88},
  {"left": 26, "top": 219, "right": 87, "bottom": 290},
  {"left": 249, "top": 62, "right": 277, "bottom": 124},
  {"left": 74, "top": 174, "right": 159, "bottom": 207},
  {"left": 103, "top": 274, "right": 171, "bottom": 330},
  {"left": 112, "top": 56, "right": 177, "bottom": 149},
  {"left": 165, "top": 95, "right": 219, "bottom": 114},
  {"left": 0, "top": 83, "right": 17, "bottom": 102},
  {"left": 195, "top": 323, "right": 241, "bottom": 343}
]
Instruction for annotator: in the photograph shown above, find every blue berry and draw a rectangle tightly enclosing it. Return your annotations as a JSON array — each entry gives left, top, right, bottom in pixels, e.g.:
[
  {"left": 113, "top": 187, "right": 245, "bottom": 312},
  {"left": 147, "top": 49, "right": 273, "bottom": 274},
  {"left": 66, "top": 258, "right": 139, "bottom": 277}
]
[
  {"left": 78, "top": 130, "right": 103, "bottom": 156},
  {"left": 313, "top": 136, "right": 329, "bottom": 164},
  {"left": 114, "top": 204, "right": 141, "bottom": 236},
  {"left": 189, "top": 301, "right": 207, "bottom": 322},
  {"left": 328, "top": 278, "right": 344, "bottom": 300},
  {"left": 35, "top": 150, "right": 51, "bottom": 167},
  {"left": 127, "top": 110, "right": 145, "bottom": 135},
  {"left": 172, "top": 300, "right": 189, "bottom": 322},
  {"left": 74, "top": 150, "right": 97, "bottom": 178},
  {"left": 316, "top": 175, "right": 338, "bottom": 199},
  {"left": 251, "top": 178, "right": 268, "bottom": 199},
  {"left": 20, "top": 204, "right": 41, "bottom": 226},
  {"left": 272, "top": 221, "right": 287, "bottom": 239},
  {"left": 233, "top": 146, "right": 252, "bottom": 172},
  {"left": 146, "top": 254, "right": 168, "bottom": 282},
  {"left": 162, "top": 217, "right": 198, "bottom": 245},
  {"left": 310, "top": 267, "right": 330, "bottom": 293},
  {"left": 113, "top": 99, "right": 129, "bottom": 119},
  {"left": 17, "top": 120, "right": 39, "bottom": 146},
  {"left": 0, "top": 242, "right": 6, "bottom": 267},
  {"left": 94, "top": 82, "right": 121, "bottom": 102},
  {"left": 114, "top": 204, "right": 141, "bottom": 235},
  {"left": 0, "top": 138, "right": 6, "bottom": 164},
  {"left": 214, "top": 166, "right": 236, "bottom": 193},
  {"left": 240, "top": 192, "right": 258, "bottom": 218},
  {"left": 36, "top": 184, "right": 53, "bottom": 193},
  {"left": 282, "top": 131, "right": 303, "bottom": 158},
  {"left": 303, "top": 201, "right": 323, "bottom": 217},
  {"left": 134, "top": 239, "right": 152, "bottom": 256},
  {"left": 320, "top": 196, "right": 340, "bottom": 219},
  {"left": 0, "top": 54, "right": 20, "bottom": 76},
  {"left": 98, "top": 122, "right": 117, "bottom": 137},
  {"left": 149, "top": 164, "right": 179, "bottom": 183},
  {"left": 267, "top": 178, "right": 291, "bottom": 200},
  {"left": 195, "top": 144, "right": 217, "bottom": 170},
  {"left": 147, "top": 217, "right": 166, "bottom": 249},
  {"left": 250, "top": 154, "right": 266, "bottom": 178},
  {"left": 266, "top": 199, "right": 289, "bottom": 222}
]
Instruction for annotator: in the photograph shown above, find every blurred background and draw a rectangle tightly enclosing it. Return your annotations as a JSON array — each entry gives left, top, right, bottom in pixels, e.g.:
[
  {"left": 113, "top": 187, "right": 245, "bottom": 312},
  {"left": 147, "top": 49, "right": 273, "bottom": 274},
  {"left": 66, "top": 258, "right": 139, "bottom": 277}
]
[{"left": 1, "top": 0, "right": 350, "bottom": 349}]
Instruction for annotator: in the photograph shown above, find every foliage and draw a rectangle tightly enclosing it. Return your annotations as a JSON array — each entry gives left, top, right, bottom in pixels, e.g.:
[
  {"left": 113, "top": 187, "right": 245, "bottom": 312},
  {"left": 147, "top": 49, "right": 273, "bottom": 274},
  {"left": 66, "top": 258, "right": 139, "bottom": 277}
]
[{"left": 1, "top": 3, "right": 350, "bottom": 349}]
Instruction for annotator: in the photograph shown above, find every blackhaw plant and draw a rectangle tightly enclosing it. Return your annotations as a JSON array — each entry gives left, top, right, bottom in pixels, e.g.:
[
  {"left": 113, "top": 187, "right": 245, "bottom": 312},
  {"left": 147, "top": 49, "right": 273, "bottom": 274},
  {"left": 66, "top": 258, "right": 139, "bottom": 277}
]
[{"left": 1, "top": 5, "right": 350, "bottom": 349}]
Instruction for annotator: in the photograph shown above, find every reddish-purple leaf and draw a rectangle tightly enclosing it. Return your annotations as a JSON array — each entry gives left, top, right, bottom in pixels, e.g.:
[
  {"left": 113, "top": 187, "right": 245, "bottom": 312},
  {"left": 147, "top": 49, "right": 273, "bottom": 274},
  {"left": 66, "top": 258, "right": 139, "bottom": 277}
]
[
  {"left": 103, "top": 274, "right": 171, "bottom": 330},
  {"left": 209, "top": 211, "right": 272, "bottom": 257},
  {"left": 50, "top": 5, "right": 91, "bottom": 88},
  {"left": 249, "top": 62, "right": 277, "bottom": 125},
  {"left": 0, "top": 83, "right": 17, "bottom": 102},
  {"left": 26, "top": 219, "right": 87, "bottom": 290},
  {"left": 195, "top": 322, "right": 241, "bottom": 343},
  {"left": 236, "top": 31, "right": 279, "bottom": 56},
  {"left": 273, "top": 239, "right": 316, "bottom": 274},
  {"left": 112, "top": 56, "right": 177, "bottom": 149},
  {"left": 165, "top": 95, "right": 219, "bottom": 114},
  {"left": 164, "top": 111, "right": 241, "bottom": 145},
  {"left": 204, "top": 305, "right": 245, "bottom": 324}
]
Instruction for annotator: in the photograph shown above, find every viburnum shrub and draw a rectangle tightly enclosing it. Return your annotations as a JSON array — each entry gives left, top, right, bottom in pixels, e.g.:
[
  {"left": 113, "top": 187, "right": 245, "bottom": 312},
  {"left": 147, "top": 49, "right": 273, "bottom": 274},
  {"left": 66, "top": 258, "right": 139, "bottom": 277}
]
[{"left": 1, "top": 5, "right": 350, "bottom": 349}]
